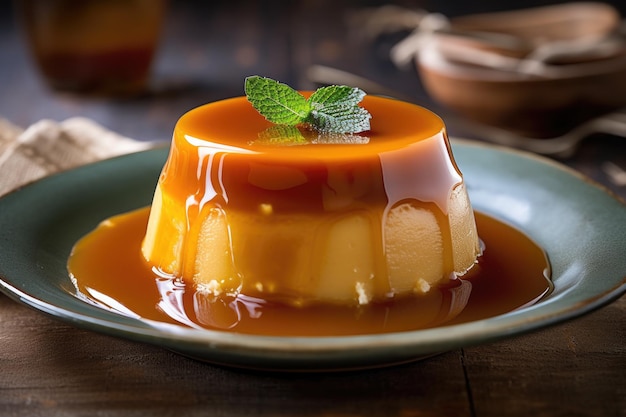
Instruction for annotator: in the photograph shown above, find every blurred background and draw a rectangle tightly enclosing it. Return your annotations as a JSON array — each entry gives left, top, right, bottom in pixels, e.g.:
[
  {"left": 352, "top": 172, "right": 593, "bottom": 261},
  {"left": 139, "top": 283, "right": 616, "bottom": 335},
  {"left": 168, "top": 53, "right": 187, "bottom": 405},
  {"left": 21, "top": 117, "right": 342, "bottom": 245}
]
[{"left": 1, "top": 0, "right": 625, "bottom": 181}]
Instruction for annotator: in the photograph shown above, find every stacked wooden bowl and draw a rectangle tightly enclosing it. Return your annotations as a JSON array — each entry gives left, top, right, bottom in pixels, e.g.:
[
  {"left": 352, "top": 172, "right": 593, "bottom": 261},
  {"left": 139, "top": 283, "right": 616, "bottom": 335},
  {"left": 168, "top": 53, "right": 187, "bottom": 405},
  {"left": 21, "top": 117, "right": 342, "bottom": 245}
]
[{"left": 414, "top": 3, "right": 626, "bottom": 138}]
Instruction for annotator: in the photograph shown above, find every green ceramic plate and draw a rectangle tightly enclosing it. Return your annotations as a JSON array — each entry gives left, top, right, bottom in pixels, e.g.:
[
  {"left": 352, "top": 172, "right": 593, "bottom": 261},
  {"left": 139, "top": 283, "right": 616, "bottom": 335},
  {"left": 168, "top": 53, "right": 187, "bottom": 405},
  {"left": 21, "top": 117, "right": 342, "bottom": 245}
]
[{"left": 0, "top": 140, "right": 624, "bottom": 371}]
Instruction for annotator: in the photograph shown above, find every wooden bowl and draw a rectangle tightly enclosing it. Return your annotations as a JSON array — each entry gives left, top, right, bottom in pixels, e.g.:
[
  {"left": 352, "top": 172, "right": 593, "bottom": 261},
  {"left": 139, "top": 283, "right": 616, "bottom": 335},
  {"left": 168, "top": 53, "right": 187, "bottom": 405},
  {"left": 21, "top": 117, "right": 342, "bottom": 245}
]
[
  {"left": 415, "top": 3, "right": 626, "bottom": 137},
  {"left": 417, "top": 43, "right": 626, "bottom": 138}
]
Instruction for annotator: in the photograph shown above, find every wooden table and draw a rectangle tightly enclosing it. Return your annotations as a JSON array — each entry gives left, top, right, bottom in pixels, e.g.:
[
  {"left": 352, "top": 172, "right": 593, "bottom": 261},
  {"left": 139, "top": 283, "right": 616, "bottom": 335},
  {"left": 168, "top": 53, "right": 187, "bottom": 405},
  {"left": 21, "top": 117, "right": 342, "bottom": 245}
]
[{"left": 1, "top": 1, "right": 624, "bottom": 416}]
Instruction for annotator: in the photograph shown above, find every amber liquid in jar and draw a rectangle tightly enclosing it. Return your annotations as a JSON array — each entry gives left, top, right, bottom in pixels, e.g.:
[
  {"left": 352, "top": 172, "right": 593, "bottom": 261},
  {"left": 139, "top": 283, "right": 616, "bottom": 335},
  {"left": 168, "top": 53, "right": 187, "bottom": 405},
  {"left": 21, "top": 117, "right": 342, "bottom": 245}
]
[{"left": 18, "top": 0, "right": 166, "bottom": 94}]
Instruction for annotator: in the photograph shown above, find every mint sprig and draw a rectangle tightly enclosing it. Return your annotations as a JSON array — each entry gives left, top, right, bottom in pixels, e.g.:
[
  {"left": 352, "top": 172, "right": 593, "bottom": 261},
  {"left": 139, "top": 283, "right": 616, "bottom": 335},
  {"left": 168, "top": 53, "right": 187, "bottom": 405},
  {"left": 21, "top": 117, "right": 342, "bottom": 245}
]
[{"left": 245, "top": 76, "right": 371, "bottom": 134}]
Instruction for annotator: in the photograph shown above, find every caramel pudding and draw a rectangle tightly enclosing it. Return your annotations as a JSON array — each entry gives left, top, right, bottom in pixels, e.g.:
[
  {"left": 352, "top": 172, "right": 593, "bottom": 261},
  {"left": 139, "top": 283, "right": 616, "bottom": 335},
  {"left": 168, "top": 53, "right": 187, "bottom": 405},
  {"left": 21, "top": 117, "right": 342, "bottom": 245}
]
[
  {"left": 67, "top": 94, "right": 552, "bottom": 336},
  {"left": 141, "top": 95, "right": 481, "bottom": 307}
]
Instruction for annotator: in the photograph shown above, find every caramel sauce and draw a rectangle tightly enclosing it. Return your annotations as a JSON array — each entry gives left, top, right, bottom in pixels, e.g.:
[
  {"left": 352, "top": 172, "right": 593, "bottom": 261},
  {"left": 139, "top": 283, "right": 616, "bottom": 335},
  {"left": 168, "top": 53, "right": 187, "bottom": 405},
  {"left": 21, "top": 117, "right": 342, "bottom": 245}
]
[
  {"left": 67, "top": 208, "right": 551, "bottom": 336},
  {"left": 159, "top": 95, "right": 456, "bottom": 211}
]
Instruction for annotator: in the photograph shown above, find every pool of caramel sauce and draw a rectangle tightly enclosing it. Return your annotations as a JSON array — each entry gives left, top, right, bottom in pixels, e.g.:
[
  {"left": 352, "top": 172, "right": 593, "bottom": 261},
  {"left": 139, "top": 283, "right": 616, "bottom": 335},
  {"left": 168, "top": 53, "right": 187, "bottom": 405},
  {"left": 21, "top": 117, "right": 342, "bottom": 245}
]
[{"left": 68, "top": 208, "right": 551, "bottom": 336}]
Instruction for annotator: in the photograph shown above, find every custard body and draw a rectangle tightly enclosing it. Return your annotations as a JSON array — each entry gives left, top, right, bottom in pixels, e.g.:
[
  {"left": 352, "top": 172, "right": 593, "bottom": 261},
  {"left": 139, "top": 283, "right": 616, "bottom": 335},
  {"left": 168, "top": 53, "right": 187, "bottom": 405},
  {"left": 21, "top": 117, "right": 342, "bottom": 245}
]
[{"left": 141, "top": 95, "right": 481, "bottom": 306}]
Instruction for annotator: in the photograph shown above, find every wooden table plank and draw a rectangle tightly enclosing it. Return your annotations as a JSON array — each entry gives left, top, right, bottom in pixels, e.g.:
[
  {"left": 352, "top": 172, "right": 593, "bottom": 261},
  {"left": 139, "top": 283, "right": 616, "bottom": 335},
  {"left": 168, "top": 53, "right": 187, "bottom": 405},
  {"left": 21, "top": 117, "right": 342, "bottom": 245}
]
[
  {"left": 2, "top": 291, "right": 623, "bottom": 416},
  {"left": 464, "top": 296, "right": 626, "bottom": 417}
]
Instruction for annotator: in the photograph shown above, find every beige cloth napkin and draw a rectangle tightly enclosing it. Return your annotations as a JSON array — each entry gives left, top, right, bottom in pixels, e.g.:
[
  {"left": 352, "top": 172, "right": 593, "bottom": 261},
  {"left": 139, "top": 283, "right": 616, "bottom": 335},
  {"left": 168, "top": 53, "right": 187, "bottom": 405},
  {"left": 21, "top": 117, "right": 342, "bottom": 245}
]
[{"left": 0, "top": 117, "right": 155, "bottom": 197}]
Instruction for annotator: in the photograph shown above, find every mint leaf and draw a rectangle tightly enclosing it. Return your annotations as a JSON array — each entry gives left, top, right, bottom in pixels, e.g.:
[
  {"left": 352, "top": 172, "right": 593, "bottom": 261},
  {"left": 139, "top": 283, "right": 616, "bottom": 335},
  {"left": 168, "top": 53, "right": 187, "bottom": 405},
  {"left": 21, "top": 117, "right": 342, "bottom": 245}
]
[
  {"left": 244, "top": 76, "right": 371, "bottom": 135},
  {"left": 306, "top": 85, "right": 371, "bottom": 133},
  {"left": 245, "top": 76, "right": 310, "bottom": 125},
  {"left": 308, "top": 85, "right": 365, "bottom": 108},
  {"left": 306, "top": 102, "right": 371, "bottom": 133}
]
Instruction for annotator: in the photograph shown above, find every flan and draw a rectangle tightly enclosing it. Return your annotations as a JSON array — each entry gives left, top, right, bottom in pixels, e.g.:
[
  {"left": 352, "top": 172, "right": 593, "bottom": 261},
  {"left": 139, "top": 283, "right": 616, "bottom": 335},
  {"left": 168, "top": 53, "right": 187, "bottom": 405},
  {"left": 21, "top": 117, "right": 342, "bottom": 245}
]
[{"left": 141, "top": 95, "right": 481, "bottom": 306}]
